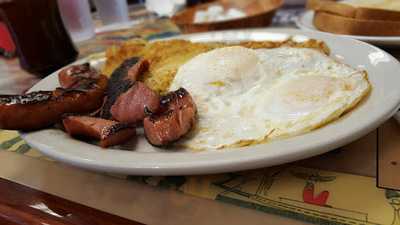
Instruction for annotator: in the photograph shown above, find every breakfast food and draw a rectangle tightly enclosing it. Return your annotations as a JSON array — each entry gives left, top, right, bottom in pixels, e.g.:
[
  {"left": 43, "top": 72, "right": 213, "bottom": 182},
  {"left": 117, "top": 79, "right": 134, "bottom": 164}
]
[
  {"left": 103, "top": 38, "right": 370, "bottom": 150},
  {"left": 144, "top": 88, "right": 197, "bottom": 147},
  {"left": 0, "top": 36, "right": 371, "bottom": 151},
  {"left": 58, "top": 63, "right": 99, "bottom": 89},
  {"left": 0, "top": 69, "right": 107, "bottom": 131},
  {"left": 0, "top": 59, "right": 197, "bottom": 148},
  {"left": 344, "top": 0, "right": 400, "bottom": 12},
  {"left": 63, "top": 116, "right": 136, "bottom": 148},
  {"left": 126, "top": 59, "right": 150, "bottom": 81},
  {"left": 102, "top": 39, "right": 330, "bottom": 94},
  {"left": 111, "top": 81, "right": 160, "bottom": 124},
  {"left": 308, "top": 0, "right": 400, "bottom": 36},
  {"left": 169, "top": 46, "right": 369, "bottom": 149},
  {"left": 100, "top": 57, "right": 143, "bottom": 119}
]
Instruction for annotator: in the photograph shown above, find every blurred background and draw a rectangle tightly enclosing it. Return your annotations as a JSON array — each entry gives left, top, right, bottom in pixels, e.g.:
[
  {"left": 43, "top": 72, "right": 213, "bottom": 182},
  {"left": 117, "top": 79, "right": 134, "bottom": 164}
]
[{"left": 0, "top": 0, "right": 308, "bottom": 76}]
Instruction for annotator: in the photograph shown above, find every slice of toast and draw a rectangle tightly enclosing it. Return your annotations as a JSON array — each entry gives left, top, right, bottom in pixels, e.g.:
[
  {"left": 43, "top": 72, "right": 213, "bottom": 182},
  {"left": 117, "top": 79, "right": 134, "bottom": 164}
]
[
  {"left": 308, "top": 0, "right": 400, "bottom": 36},
  {"left": 344, "top": 0, "right": 400, "bottom": 12},
  {"left": 314, "top": 11, "right": 400, "bottom": 36}
]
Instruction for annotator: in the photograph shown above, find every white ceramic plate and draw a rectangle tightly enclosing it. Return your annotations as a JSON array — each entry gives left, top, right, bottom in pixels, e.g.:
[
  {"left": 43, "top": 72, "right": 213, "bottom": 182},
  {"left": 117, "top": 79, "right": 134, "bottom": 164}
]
[
  {"left": 296, "top": 11, "right": 400, "bottom": 47},
  {"left": 21, "top": 28, "right": 400, "bottom": 175}
]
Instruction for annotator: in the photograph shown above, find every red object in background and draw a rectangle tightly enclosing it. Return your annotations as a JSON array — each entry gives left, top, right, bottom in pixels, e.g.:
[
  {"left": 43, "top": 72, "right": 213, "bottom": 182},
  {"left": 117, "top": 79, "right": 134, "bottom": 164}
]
[
  {"left": 0, "top": 22, "right": 15, "bottom": 53},
  {"left": 0, "top": 0, "right": 78, "bottom": 77}
]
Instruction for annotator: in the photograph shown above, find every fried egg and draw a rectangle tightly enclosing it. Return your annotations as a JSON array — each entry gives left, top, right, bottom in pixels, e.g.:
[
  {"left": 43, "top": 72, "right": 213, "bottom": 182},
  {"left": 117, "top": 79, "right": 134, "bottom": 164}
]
[{"left": 169, "top": 46, "right": 370, "bottom": 150}]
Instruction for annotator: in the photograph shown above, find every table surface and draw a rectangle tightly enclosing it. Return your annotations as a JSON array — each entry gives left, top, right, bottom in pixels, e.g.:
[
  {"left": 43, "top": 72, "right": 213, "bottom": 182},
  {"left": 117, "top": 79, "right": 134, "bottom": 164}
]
[
  {"left": 0, "top": 177, "right": 143, "bottom": 225},
  {"left": 1, "top": 5, "right": 400, "bottom": 225}
]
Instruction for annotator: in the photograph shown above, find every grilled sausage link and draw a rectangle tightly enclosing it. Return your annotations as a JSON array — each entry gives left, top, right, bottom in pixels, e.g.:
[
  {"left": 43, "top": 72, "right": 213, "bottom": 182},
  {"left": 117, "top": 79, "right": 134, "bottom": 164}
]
[
  {"left": 111, "top": 82, "right": 160, "bottom": 124},
  {"left": 63, "top": 115, "right": 136, "bottom": 148},
  {"left": 58, "top": 63, "right": 99, "bottom": 89},
  {"left": 0, "top": 74, "right": 108, "bottom": 131},
  {"left": 144, "top": 88, "right": 197, "bottom": 147}
]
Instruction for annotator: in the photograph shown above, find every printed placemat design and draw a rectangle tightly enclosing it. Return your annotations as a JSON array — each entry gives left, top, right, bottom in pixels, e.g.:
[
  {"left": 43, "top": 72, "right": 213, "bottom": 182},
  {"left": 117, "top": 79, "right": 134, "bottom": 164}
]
[{"left": 1, "top": 129, "right": 398, "bottom": 225}]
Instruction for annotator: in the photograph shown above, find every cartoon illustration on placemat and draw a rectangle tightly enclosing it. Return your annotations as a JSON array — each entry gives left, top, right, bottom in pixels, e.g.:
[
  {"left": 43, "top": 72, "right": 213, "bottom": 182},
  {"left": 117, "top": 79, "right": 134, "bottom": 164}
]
[
  {"left": 291, "top": 171, "right": 335, "bottom": 206},
  {"left": 210, "top": 168, "right": 390, "bottom": 225},
  {"left": 386, "top": 190, "right": 400, "bottom": 225}
]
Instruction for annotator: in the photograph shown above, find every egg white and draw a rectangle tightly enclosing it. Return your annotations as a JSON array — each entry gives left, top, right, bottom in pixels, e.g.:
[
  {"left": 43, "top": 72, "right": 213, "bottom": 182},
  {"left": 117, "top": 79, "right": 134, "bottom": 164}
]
[{"left": 169, "top": 46, "right": 370, "bottom": 150}]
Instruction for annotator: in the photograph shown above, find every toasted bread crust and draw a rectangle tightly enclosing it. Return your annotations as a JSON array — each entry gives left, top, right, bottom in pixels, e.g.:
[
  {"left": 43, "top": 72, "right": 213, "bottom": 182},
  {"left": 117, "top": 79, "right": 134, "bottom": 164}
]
[
  {"left": 308, "top": 0, "right": 400, "bottom": 20},
  {"left": 314, "top": 11, "right": 400, "bottom": 36},
  {"left": 308, "top": 0, "right": 400, "bottom": 36}
]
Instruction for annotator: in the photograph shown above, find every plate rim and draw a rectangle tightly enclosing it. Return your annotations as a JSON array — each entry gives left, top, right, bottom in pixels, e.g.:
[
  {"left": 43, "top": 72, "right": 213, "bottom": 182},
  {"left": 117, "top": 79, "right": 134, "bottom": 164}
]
[{"left": 20, "top": 28, "right": 400, "bottom": 175}]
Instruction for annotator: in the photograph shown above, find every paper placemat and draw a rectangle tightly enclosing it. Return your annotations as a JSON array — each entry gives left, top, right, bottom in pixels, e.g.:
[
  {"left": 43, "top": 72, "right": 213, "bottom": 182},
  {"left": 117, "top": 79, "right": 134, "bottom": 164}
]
[{"left": 0, "top": 127, "right": 398, "bottom": 225}]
